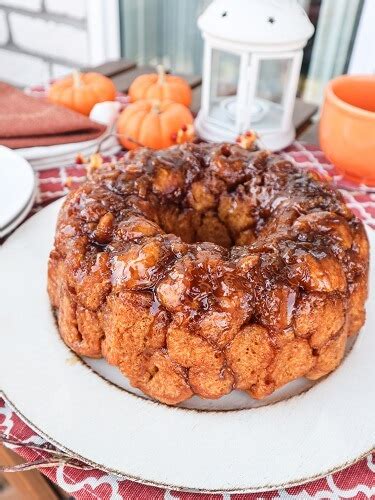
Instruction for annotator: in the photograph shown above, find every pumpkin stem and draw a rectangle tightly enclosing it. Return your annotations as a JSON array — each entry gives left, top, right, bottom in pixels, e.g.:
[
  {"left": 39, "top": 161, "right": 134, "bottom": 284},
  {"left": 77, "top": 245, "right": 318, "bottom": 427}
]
[
  {"left": 72, "top": 70, "right": 82, "bottom": 88},
  {"left": 156, "top": 65, "right": 166, "bottom": 85}
]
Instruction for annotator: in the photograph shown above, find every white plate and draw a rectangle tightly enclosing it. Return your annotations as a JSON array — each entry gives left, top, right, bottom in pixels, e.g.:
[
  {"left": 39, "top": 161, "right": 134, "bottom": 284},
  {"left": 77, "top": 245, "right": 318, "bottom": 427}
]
[
  {"left": 0, "top": 183, "right": 37, "bottom": 239},
  {"left": 0, "top": 146, "right": 36, "bottom": 229},
  {"left": 0, "top": 198, "right": 374, "bottom": 493}
]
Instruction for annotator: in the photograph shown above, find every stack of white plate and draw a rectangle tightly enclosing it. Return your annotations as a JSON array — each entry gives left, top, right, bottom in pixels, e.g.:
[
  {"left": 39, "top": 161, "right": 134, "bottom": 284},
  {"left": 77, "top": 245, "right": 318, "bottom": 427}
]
[
  {"left": 0, "top": 146, "right": 36, "bottom": 239},
  {"left": 15, "top": 101, "right": 123, "bottom": 172}
]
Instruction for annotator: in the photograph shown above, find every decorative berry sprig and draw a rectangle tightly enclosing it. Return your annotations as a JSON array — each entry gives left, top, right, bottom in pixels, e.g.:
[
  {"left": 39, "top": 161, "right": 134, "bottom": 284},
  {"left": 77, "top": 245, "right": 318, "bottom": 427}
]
[
  {"left": 171, "top": 124, "right": 196, "bottom": 145},
  {"left": 236, "top": 130, "right": 258, "bottom": 150}
]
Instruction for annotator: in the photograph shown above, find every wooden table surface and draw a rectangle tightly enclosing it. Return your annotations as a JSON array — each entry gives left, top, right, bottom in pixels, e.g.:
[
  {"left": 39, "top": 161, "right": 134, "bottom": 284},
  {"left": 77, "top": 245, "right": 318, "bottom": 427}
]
[
  {"left": 89, "top": 58, "right": 319, "bottom": 145},
  {"left": 0, "top": 445, "right": 69, "bottom": 499},
  {"left": 298, "top": 121, "right": 319, "bottom": 144}
]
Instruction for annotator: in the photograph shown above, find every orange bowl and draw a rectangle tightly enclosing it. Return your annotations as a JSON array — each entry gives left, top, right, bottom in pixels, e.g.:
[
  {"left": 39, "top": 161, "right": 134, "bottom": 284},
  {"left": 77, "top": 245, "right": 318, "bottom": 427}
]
[{"left": 320, "top": 75, "right": 375, "bottom": 185}]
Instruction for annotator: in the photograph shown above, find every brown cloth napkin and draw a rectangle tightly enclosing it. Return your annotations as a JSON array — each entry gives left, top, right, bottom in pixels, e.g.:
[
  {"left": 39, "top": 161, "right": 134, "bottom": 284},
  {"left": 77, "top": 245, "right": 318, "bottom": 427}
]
[{"left": 0, "top": 82, "right": 106, "bottom": 148}]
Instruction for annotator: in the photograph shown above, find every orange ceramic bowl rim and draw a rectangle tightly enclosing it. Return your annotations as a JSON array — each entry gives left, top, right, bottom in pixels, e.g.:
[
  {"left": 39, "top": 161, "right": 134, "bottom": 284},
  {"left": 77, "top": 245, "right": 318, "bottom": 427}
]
[{"left": 326, "top": 75, "right": 375, "bottom": 121}]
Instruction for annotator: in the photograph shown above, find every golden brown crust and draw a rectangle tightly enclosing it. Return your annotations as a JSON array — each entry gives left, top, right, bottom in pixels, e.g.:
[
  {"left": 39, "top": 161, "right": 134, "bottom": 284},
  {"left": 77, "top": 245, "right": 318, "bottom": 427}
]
[
  {"left": 48, "top": 143, "right": 369, "bottom": 405},
  {"left": 226, "top": 324, "right": 274, "bottom": 391},
  {"left": 306, "top": 327, "right": 348, "bottom": 380}
]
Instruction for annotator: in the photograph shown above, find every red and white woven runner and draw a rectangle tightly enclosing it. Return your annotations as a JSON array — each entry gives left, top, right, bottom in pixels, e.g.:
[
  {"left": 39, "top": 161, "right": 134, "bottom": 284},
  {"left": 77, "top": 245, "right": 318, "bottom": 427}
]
[{"left": 1, "top": 142, "right": 375, "bottom": 499}]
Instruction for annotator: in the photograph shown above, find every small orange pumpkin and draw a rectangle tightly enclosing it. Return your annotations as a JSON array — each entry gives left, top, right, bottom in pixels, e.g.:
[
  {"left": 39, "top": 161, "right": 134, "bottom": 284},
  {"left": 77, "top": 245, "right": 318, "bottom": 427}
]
[
  {"left": 48, "top": 71, "right": 117, "bottom": 116},
  {"left": 129, "top": 66, "right": 192, "bottom": 107},
  {"left": 117, "top": 99, "right": 194, "bottom": 150}
]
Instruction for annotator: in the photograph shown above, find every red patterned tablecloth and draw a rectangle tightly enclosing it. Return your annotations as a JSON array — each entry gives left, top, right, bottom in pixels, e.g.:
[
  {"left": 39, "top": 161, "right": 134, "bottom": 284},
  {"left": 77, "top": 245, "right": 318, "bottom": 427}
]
[{"left": 1, "top": 142, "right": 375, "bottom": 499}]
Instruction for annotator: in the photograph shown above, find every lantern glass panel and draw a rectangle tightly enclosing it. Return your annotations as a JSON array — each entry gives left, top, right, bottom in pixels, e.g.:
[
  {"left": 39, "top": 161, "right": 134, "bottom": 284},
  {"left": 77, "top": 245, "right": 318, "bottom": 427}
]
[
  {"left": 250, "top": 57, "right": 293, "bottom": 132},
  {"left": 208, "top": 49, "right": 240, "bottom": 128}
]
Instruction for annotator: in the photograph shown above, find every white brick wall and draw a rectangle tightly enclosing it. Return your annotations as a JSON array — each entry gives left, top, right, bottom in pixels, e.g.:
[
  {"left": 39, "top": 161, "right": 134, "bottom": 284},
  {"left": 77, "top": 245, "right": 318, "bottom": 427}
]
[
  {"left": 0, "top": 48, "right": 48, "bottom": 85},
  {"left": 9, "top": 12, "right": 89, "bottom": 66},
  {"left": 0, "top": 0, "right": 116, "bottom": 87},
  {"left": 0, "top": 0, "right": 41, "bottom": 12},
  {"left": 0, "top": 10, "right": 9, "bottom": 45},
  {"left": 45, "top": 0, "right": 86, "bottom": 20}
]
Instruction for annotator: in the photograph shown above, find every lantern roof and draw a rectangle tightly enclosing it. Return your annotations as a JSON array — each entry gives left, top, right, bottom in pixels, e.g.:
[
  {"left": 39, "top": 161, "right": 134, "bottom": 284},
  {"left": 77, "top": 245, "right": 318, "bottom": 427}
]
[{"left": 198, "top": 0, "right": 314, "bottom": 48}]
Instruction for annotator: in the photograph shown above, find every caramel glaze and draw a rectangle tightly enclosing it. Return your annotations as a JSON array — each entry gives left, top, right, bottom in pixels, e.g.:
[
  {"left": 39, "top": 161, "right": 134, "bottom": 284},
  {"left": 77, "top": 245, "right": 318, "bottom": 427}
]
[{"left": 48, "top": 143, "right": 369, "bottom": 405}]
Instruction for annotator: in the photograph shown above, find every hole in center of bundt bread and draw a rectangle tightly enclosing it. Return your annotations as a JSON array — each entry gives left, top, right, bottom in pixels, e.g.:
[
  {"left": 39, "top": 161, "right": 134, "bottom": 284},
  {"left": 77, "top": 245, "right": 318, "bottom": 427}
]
[
  {"left": 153, "top": 162, "right": 260, "bottom": 249},
  {"left": 156, "top": 202, "right": 238, "bottom": 248}
]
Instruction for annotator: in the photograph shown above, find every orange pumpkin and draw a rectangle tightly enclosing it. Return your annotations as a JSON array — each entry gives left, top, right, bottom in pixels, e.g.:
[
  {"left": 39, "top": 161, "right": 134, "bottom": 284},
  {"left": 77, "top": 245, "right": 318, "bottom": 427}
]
[
  {"left": 129, "top": 66, "right": 192, "bottom": 107},
  {"left": 117, "top": 99, "right": 194, "bottom": 150},
  {"left": 48, "top": 71, "right": 117, "bottom": 116}
]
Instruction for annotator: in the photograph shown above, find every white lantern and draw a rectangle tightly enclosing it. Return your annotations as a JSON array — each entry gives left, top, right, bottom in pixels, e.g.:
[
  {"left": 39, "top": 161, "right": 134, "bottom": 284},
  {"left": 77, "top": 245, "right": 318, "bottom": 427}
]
[{"left": 195, "top": 0, "right": 314, "bottom": 150}]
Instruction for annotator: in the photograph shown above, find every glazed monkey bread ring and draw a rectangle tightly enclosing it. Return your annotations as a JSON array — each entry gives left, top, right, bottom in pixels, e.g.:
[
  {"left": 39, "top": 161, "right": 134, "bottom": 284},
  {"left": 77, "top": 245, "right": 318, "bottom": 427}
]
[{"left": 48, "top": 143, "right": 369, "bottom": 405}]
